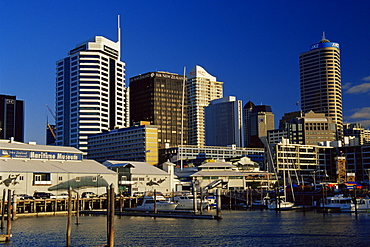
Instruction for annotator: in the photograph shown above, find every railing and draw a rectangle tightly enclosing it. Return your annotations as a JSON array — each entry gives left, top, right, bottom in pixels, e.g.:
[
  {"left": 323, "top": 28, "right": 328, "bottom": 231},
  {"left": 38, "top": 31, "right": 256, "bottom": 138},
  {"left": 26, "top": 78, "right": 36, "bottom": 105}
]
[{"left": 33, "top": 181, "right": 52, "bottom": 185}]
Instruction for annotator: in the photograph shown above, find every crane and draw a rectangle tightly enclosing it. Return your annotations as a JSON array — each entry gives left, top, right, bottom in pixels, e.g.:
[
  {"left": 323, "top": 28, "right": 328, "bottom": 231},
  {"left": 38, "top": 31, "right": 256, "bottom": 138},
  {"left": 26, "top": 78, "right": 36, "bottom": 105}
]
[{"left": 46, "top": 104, "right": 56, "bottom": 140}]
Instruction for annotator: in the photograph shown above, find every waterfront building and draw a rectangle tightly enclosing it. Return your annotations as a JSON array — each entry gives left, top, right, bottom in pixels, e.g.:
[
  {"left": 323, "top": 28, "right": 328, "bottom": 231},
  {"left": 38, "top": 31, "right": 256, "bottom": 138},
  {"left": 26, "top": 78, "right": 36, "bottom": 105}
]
[
  {"left": 189, "top": 161, "right": 276, "bottom": 191},
  {"left": 250, "top": 105, "right": 274, "bottom": 148},
  {"left": 317, "top": 142, "right": 370, "bottom": 182},
  {"left": 187, "top": 65, "right": 223, "bottom": 146},
  {"left": 274, "top": 138, "right": 331, "bottom": 182},
  {"left": 205, "top": 96, "right": 244, "bottom": 147},
  {"left": 129, "top": 71, "right": 188, "bottom": 149},
  {"left": 159, "top": 145, "right": 265, "bottom": 168},
  {"left": 0, "top": 139, "right": 117, "bottom": 196},
  {"left": 243, "top": 101, "right": 255, "bottom": 147},
  {"left": 339, "top": 145, "right": 370, "bottom": 181},
  {"left": 103, "top": 160, "right": 179, "bottom": 196},
  {"left": 0, "top": 94, "right": 24, "bottom": 142},
  {"left": 300, "top": 34, "right": 343, "bottom": 140},
  {"left": 87, "top": 121, "right": 158, "bottom": 165},
  {"left": 55, "top": 21, "right": 129, "bottom": 154}
]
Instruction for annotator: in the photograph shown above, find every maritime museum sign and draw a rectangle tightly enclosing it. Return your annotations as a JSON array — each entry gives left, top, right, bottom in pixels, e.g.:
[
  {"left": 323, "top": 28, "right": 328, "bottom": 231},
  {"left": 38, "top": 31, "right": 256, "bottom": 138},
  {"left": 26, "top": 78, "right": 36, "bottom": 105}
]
[{"left": 0, "top": 149, "right": 82, "bottom": 161}]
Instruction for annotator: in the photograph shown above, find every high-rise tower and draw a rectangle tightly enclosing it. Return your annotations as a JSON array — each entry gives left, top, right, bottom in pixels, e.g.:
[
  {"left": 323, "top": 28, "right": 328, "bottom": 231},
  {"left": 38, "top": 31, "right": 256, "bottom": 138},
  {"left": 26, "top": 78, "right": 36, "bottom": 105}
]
[
  {"left": 0, "top": 94, "right": 24, "bottom": 142},
  {"left": 300, "top": 34, "right": 342, "bottom": 140},
  {"left": 129, "top": 71, "right": 187, "bottom": 149},
  {"left": 205, "top": 96, "right": 243, "bottom": 147},
  {"left": 243, "top": 101, "right": 255, "bottom": 147},
  {"left": 250, "top": 105, "right": 274, "bottom": 148},
  {"left": 55, "top": 18, "right": 129, "bottom": 153},
  {"left": 187, "top": 65, "right": 223, "bottom": 146}
]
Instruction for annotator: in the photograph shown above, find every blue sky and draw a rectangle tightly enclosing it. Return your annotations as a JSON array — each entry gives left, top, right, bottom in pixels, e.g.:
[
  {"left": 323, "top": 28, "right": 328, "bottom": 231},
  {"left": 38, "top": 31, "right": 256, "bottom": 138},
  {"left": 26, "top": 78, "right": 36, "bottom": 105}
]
[{"left": 1, "top": 0, "right": 369, "bottom": 144}]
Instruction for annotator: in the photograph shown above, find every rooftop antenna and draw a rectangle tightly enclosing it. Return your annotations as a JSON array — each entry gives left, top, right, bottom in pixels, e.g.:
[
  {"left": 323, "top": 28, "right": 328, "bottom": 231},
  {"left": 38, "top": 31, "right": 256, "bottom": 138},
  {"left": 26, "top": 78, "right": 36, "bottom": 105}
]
[
  {"left": 117, "top": 15, "right": 121, "bottom": 59},
  {"left": 322, "top": 31, "right": 326, "bottom": 40}
]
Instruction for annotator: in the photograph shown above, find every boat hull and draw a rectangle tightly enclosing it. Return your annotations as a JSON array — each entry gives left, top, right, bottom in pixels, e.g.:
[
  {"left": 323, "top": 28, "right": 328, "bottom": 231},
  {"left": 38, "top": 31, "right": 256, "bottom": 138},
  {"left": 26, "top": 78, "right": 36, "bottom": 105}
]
[{"left": 136, "top": 202, "right": 178, "bottom": 211}]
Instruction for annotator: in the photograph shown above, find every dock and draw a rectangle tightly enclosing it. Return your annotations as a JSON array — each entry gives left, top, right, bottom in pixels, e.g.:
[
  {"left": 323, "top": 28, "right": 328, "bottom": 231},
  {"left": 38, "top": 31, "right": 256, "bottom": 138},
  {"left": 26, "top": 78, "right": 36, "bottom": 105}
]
[
  {"left": 2, "top": 197, "right": 221, "bottom": 220},
  {"left": 81, "top": 209, "right": 221, "bottom": 219}
]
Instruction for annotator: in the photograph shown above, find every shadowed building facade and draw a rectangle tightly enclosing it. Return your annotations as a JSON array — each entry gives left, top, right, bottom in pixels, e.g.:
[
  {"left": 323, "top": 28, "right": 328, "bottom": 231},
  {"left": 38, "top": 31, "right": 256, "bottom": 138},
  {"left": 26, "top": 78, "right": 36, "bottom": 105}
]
[
  {"left": 205, "top": 96, "right": 244, "bottom": 147},
  {"left": 250, "top": 105, "right": 274, "bottom": 148},
  {"left": 0, "top": 94, "right": 24, "bottom": 142},
  {"left": 129, "top": 72, "right": 188, "bottom": 149}
]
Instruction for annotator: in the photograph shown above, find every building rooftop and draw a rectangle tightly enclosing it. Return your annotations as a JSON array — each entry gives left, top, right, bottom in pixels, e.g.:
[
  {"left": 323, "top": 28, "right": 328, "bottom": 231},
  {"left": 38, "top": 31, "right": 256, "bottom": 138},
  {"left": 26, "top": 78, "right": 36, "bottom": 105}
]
[
  {"left": 103, "top": 160, "right": 169, "bottom": 175},
  {"left": 0, "top": 139, "right": 82, "bottom": 154},
  {"left": 0, "top": 159, "right": 115, "bottom": 174}
]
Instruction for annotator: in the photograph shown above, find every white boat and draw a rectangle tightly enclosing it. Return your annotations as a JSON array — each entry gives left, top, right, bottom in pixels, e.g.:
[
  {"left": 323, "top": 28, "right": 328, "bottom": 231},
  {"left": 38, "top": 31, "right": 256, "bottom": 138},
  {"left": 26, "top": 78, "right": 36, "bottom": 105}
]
[
  {"left": 320, "top": 194, "right": 352, "bottom": 212},
  {"left": 173, "top": 194, "right": 209, "bottom": 210},
  {"left": 319, "top": 195, "right": 370, "bottom": 213},
  {"left": 136, "top": 192, "right": 178, "bottom": 211},
  {"left": 267, "top": 197, "right": 294, "bottom": 210},
  {"left": 350, "top": 197, "right": 370, "bottom": 212}
]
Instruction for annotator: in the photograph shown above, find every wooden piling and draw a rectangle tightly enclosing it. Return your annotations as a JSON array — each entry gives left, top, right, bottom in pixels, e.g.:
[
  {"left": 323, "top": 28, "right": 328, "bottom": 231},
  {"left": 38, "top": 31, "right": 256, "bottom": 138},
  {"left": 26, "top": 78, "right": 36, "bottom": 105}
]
[
  {"left": 11, "top": 191, "right": 17, "bottom": 220},
  {"left": 107, "top": 186, "right": 111, "bottom": 245},
  {"left": 6, "top": 189, "right": 11, "bottom": 241},
  {"left": 119, "top": 195, "right": 123, "bottom": 213},
  {"left": 216, "top": 189, "right": 221, "bottom": 219},
  {"left": 66, "top": 187, "right": 72, "bottom": 247},
  {"left": 192, "top": 185, "right": 198, "bottom": 214},
  {"left": 54, "top": 198, "right": 57, "bottom": 215},
  {"left": 108, "top": 184, "right": 115, "bottom": 247},
  {"left": 1, "top": 189, "right": 5, "bottom": 229},
  {"left": 229, "top": 190, "right": 232, "bottom": 210},
  {"left": 154, "top": 189, "right": 157, "bottom": 214},
  {"left": 199, "top": 188, "right": 203, "bottom": 215},
  {"left": 76, "top": 193, "right": 80, "bottom": 225}
]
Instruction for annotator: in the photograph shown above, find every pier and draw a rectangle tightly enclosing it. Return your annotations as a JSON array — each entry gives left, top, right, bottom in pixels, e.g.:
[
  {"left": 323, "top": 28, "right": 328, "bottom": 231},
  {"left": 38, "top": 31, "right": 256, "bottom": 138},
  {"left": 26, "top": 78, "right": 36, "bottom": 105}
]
[{"left": 1, "top": 195, "right": 222, "bottom": 220}]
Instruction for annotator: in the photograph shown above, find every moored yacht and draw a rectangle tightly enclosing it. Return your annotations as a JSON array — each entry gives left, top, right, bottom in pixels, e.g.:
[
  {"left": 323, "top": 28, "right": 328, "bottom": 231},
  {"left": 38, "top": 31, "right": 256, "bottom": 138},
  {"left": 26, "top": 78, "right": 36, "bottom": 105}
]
[
  {"left": 267, "top": 197, "right": 294, "bottom": 210},
  {"left": 136, "top": 191, "right": 178, "bottom": 211},
  {"left": 319, "top": 194, "right": 352, "bottom": 212},
  {"left": 173, "top": 194, "right": 209, "bottom": 210}
]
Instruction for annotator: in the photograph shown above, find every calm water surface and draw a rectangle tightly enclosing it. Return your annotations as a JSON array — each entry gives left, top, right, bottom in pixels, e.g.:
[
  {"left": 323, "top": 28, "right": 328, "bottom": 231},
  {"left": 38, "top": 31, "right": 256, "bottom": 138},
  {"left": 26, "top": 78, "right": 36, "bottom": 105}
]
[{"left": 1, "top": 210, "right": 370, "bottom": 246}]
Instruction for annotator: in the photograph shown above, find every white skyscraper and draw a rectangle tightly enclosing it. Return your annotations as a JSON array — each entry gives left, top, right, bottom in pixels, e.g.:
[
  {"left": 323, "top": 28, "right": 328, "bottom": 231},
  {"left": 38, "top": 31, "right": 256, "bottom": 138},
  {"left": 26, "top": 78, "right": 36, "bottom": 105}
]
[
  {"left": 55, "top": 18, "right": 129, "bottom": 153},
  {"left": 187, "top": 65, "right": 223, "bottom": 146}
]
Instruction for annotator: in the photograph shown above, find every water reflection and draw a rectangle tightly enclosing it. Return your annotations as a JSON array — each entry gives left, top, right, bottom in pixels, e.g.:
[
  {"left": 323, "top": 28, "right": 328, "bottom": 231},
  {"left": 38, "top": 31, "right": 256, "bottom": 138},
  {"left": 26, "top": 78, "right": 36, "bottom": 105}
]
[{"left": 1, "top": 210, "right": 370, "bottom": 246}]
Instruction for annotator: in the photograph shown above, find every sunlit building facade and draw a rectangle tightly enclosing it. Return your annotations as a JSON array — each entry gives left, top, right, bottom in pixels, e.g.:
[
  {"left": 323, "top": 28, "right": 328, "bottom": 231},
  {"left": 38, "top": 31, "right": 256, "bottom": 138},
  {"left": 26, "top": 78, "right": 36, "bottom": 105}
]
[
  {"left": 300, "top": 34, "right": 342, "bottom": 140},
  {"left": 187, "top": 65, "right": 223, "bottom": 146},
  {"left": 55, "top": 31, "right": 129, "bottom": 154}
]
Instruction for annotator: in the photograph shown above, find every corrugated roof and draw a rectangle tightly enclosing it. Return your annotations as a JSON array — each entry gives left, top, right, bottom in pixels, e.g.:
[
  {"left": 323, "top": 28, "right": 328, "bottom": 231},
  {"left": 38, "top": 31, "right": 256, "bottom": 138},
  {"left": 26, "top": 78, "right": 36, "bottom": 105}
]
[
  {"left": 0, "top": 140, "right": 82, "bottom": 154},
  {"left": 0, "top": 159, "right": 116, "bottom": 174},
  {"left": 198, "top": 162, "right": 236, "bottom": 168},
  {"left": 190, "top": 170, "right": 244, "bottom": 177},
  {"left": 103, "top": 160, "right": 169, "bottom": 175}
]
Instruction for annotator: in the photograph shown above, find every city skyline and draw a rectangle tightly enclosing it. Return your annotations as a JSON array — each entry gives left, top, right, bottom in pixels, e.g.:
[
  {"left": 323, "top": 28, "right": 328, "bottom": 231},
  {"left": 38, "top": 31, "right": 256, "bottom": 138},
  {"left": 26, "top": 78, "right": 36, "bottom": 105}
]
[{"left": 1, "top": 1, "right": 369, "bottom": 144}]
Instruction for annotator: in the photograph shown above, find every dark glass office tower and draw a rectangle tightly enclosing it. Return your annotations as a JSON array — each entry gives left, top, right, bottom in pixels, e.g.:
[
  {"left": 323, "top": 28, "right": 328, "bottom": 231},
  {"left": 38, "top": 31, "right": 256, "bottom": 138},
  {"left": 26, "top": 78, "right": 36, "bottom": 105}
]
[{"left": 0, "top": 94, "right": 24, "bottom": 142}]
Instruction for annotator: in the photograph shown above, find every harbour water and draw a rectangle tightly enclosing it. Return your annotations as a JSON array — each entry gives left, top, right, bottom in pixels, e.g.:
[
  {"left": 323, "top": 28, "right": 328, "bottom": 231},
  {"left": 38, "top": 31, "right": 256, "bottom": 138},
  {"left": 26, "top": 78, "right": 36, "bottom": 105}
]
[{"left": 1, "top": 210, "right": 370, "bottom": 246}]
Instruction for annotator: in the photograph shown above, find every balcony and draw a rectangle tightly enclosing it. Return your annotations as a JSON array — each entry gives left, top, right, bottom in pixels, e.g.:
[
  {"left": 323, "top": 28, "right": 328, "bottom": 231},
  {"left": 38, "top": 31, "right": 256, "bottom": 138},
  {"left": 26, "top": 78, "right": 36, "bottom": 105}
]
[{"left": 33, "top": 181, "right": 52, "bottom": 185}]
